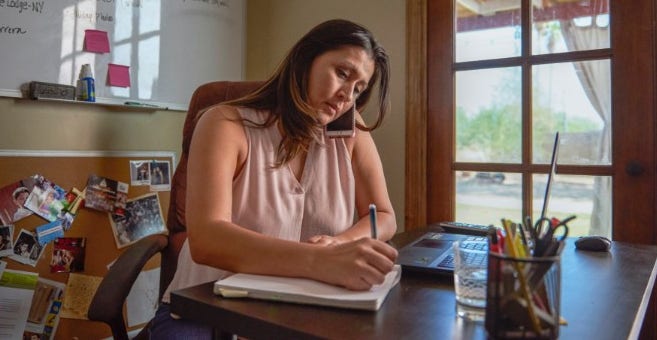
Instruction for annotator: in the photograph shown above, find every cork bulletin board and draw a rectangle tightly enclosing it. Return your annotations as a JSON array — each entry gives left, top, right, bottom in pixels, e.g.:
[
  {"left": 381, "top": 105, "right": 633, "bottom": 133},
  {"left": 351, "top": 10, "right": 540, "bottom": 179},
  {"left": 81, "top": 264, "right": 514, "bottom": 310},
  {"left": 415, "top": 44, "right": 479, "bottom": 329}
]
[{"left": 0, "top": 150, "right": 175, "bottom": 339}]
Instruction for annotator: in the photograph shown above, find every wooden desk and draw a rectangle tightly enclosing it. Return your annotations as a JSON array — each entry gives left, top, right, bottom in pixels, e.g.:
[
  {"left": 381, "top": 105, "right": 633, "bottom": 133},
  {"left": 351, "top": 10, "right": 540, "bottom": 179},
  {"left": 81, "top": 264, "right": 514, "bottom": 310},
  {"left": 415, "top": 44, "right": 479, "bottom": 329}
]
[{"left": 171, "top": 229, "right": 657, "bottom": 339}]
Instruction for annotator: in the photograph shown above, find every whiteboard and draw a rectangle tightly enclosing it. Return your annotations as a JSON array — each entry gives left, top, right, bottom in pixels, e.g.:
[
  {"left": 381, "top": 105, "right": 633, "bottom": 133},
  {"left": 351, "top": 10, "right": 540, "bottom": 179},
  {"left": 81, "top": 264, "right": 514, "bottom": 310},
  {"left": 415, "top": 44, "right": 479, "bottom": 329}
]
[{"left": 0, "top": 0, "right": 245, "bottom": 110}]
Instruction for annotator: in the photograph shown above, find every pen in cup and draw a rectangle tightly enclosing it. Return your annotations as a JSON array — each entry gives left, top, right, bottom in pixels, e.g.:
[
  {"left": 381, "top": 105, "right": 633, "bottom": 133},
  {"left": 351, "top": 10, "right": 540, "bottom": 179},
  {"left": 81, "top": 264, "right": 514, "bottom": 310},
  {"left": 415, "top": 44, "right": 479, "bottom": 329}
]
[{"left": 369, "top": 203, "right": 378, "bottom": 239}]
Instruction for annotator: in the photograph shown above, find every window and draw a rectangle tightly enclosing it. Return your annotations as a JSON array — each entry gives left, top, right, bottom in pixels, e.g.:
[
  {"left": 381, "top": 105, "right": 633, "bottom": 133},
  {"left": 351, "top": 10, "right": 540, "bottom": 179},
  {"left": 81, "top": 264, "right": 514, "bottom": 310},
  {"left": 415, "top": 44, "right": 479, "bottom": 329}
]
[
  {"left": 452, "top": 0, "right": 612, "bottom": 237},
  {"left": 406, "top": 0, "right": 657, "bottom": 244}
]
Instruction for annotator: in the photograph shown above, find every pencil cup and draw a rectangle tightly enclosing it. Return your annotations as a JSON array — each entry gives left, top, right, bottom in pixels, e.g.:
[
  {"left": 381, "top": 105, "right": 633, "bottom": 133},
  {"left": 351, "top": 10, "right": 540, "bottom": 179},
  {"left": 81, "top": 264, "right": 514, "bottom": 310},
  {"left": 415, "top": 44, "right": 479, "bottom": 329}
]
[{"left": 485, "top": 252, "right": 561, "bottom": 339}]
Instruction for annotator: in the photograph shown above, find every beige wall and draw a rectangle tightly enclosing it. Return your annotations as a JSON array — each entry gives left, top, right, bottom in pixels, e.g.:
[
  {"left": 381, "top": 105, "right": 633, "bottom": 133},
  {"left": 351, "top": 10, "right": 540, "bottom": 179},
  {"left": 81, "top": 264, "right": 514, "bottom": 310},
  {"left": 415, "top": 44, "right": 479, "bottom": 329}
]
[
  {"left": 246, "top": 0, "right": 407, "bottom": 230},
  {"left": 0, "top": 0, "right": 406, "bottom": 230},
  {"left": 0, "top": 99, "right": 184, "bottom": 155}
]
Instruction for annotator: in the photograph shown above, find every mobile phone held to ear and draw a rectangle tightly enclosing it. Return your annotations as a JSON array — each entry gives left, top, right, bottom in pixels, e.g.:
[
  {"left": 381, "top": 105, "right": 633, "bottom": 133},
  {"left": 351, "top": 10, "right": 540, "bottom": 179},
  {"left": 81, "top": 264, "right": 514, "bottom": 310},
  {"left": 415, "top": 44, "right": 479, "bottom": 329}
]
[{"left": 325, "top": 106, "right": 356, "bottom": 138}]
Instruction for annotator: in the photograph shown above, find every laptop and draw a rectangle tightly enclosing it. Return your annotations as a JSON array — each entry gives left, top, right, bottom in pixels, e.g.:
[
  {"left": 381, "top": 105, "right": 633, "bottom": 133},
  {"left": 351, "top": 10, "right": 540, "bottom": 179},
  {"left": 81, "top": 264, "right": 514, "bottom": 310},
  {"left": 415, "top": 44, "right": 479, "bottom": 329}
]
[{"left": 397, "top": 132, "right": 560, "bottom": 275}]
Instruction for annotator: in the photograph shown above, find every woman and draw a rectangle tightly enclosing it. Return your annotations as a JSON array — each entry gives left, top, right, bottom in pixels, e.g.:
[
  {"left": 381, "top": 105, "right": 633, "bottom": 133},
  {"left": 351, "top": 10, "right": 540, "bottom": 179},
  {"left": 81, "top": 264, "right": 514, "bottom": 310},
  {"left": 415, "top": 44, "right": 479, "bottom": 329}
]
[
  {"left": 0, "top": 231, "right": 11, "bottom": 251},
  {"left": 12, "top": 186, "right": 32, "bottom": 222},
  {"left": 152, "top": 19, "right": 398, "bottom": 338},
  {"left": 15, "top": 241, "right": 31, "bottom": 258}
]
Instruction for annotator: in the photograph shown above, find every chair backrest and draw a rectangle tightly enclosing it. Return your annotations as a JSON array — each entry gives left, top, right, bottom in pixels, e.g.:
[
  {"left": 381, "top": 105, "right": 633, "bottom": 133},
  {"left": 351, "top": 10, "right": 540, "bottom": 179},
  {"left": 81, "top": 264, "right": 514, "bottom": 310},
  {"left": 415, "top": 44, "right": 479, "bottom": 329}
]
[{"left": 160, "top": 80, "right": 262, "bottom": 297}]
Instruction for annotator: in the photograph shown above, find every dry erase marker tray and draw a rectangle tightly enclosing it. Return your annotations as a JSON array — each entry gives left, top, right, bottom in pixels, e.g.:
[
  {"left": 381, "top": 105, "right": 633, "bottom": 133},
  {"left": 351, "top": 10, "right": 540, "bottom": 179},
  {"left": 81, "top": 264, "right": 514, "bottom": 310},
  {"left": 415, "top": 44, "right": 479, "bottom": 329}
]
[{"left": 24, "top": 96, "right": 168, "bottom": 110}]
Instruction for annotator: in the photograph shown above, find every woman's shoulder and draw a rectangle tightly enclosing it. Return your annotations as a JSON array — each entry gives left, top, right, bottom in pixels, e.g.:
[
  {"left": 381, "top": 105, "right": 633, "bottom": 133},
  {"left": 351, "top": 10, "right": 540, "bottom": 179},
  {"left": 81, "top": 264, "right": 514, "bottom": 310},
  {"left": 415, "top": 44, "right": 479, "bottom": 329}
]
[
  {"left": 200, "top": 104, "right": 266, "bottom": 123},
  {"left": 201, "top": 104, "right": 243, "bottom": 121},
  {"left": 192, "top": 105, "right": 248, "bottom": 143}
]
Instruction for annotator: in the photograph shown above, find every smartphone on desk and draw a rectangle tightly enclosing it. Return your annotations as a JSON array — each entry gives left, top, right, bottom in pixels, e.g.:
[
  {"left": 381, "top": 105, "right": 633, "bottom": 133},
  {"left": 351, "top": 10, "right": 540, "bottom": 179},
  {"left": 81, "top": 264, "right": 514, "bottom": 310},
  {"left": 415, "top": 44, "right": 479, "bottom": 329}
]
[{"left": 325, "top": 106, "right": 355, "bottom": 138}]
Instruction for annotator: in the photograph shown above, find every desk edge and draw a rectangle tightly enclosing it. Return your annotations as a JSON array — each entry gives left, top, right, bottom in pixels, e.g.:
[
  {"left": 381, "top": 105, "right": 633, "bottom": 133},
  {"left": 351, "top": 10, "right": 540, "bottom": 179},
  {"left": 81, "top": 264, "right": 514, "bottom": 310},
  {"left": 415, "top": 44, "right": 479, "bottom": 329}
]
[{"left": 628, "top": 254, "right": 657, "bottom": 340}]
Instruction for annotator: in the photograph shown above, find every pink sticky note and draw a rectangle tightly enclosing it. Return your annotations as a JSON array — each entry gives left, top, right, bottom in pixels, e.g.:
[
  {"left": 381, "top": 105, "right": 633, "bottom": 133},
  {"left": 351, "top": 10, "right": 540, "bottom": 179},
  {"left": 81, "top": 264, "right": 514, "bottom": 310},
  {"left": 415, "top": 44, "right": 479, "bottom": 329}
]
[
  {"left": 107, "top": 64, "right": 130, "bottom": 87},
  {"left": 84, "top": 29, "right": 110, "bottom": 53}
]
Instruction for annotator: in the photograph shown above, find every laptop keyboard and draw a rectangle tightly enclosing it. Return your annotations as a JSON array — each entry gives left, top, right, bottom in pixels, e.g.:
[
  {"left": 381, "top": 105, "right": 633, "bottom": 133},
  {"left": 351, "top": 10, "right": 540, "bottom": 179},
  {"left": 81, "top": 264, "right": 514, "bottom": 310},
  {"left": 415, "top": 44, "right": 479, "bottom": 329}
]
[{"left": 437, "top": 238, "right": 488, "bottom": 269}]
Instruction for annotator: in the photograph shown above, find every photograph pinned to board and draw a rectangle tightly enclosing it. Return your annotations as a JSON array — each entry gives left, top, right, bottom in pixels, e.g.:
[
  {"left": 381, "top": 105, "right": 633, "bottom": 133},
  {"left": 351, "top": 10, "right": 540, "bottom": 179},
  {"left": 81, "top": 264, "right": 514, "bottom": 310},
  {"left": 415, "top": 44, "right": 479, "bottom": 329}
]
[
  {"left": 84, "top": 174, "right": 129, "bottom": 216},
  {"left": 109, "top": 193, "right": 167, "bottom": 249},
  {"left": 50, "top": 237, "right": 86, "bottom": 273},
  {"left": 24, "top": 277, "right": 65, "bottom": 340},
  {"left": 23, "top": 175, "right": 69, "bottom": 223},
  {"left": 0, "top": 224, "right": 14, "bottom": 257},
  {"left": 58, "top": 187, "right": 82, "bottom": 230},
  {"left": 129, "top": 160, "right": 152, "bottom": 186},
  {"left": 149, "top": 160, "right": 171, "bottom": 191},
  {"left": 61, "top": 187, "right": 85, "bottom": 217},
  {"left": 10, "top": 229, "right": 44, "bottom": 267},
  {"left": 0, "top": 176, "right": 37, "bottom": 225}
]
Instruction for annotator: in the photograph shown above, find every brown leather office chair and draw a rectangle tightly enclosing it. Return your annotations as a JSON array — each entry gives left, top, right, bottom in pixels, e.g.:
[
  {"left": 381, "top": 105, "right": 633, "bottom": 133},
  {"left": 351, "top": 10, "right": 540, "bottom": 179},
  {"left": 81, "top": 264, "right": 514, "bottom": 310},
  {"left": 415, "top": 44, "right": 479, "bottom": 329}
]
[{"left": 88, "top": 81, "right": 262, "bottom": 340}]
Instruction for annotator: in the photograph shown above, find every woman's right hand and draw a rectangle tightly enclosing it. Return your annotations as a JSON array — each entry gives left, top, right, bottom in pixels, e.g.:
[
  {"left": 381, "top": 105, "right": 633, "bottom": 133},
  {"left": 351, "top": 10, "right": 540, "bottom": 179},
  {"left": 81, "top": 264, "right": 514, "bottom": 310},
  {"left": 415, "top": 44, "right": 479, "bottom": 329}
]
[{"left": 310, "top": 237, "right": 398, "bottom": 291}]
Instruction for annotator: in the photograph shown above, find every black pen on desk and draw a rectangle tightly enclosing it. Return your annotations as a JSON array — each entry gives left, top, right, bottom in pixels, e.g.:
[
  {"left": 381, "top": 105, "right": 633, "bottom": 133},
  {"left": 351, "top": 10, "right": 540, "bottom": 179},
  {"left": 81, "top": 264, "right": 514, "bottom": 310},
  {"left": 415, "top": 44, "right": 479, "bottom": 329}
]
[{"left": 369, "top": 203, "right": 378, "bottom": 239}]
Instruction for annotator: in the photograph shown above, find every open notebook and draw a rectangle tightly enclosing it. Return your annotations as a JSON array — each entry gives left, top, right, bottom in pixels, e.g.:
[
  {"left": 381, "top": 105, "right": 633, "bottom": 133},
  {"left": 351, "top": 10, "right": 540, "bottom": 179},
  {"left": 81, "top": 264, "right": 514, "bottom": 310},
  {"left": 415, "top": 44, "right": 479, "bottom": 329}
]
[{"left": 214, "top": 264, "right": 401, "bottom": 311}]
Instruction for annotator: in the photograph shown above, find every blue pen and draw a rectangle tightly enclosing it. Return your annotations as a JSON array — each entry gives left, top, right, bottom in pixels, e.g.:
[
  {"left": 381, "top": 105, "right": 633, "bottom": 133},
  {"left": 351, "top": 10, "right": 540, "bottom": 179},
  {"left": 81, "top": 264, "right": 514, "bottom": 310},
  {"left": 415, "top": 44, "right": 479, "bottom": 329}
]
[{"left": 369, "top": 204, "right": 378, "bottom": 239}]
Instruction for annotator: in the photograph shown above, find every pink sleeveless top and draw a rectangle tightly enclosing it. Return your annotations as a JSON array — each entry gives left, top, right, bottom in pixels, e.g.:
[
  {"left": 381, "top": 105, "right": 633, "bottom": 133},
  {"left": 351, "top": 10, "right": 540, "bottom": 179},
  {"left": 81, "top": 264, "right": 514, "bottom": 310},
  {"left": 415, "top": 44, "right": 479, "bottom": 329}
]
[{"left": 163, "top": 107, "right": 355, "bottom": 302}]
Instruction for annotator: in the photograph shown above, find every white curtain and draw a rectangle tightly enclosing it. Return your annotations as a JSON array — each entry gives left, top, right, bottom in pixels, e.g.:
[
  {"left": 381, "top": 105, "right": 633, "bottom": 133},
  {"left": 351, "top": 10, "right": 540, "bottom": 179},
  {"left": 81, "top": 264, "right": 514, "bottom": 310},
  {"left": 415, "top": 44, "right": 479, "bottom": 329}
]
[{"left": 560, "top": 18, "right": 612, "bottom": 237}]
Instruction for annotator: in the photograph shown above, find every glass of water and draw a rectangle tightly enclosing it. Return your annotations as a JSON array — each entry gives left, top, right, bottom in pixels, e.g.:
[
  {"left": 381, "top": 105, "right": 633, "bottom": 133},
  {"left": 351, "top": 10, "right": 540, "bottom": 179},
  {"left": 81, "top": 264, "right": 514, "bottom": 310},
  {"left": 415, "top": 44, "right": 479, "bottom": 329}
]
[{"left": 453, "top": 239, "right": 488, "bottom": 322}]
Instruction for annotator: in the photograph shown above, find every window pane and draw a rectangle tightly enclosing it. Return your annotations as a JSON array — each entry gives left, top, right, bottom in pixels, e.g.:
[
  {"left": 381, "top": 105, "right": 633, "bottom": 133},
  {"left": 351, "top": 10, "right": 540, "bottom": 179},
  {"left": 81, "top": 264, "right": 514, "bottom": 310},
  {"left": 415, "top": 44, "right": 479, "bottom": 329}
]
[
  {"left": 532, "top": 60, "right": 610, "bottom": 165},
  {"left": 455, "top": 0, "right": 521, "bottom": 62},
  {"left": 533, "top": 174, "right": 611, "bottom": 239},
  {"left": 532, "top": 0, "right": 610, "bottom": 55},
  {"left": 456, "top": 172, "right": 611, "bottom": 239},
  {"left": 456, "top": 68, "right": 521, "bottom": 163},
  {"left": 456, "top": 171, "right": 521, "bottom": 225}
]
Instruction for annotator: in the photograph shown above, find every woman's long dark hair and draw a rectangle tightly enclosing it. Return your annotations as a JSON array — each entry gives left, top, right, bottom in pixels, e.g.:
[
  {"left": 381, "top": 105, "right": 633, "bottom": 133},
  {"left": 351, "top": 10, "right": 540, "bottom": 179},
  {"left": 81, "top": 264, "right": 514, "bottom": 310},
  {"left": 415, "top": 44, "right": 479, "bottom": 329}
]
[{"left": 226, "top": 19, "right": 390, "bottom": 167}]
